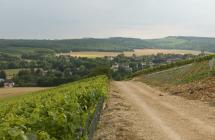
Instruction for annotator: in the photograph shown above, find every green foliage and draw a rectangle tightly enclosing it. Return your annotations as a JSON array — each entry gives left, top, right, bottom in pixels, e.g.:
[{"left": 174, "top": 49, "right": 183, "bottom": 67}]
[
  {"left": 0, "top": 76, "right": 108, "bottom": 140},
  {"left": 89, "top": 66, "right": 111, "bottom": 78},
  {"left": 0, "top": 70, "right": 6, "bottom": 79},
  {"left": 132, "top": 54, "right": 215, "bottom": 77},
  {"left": 147, "top": 36, "right": 215, "bottom": 52},
  {"left": 1, "top": 36, "right": 215, "bottom": 57},
  {"left": 141, "top": 57, "right": 215, "bottom": 86}
]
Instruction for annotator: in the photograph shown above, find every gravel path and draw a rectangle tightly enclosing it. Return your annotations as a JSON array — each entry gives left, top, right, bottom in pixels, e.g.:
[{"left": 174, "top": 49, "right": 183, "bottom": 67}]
[{"left": 94, "top": 81, "right": 215, "bottom": 140}]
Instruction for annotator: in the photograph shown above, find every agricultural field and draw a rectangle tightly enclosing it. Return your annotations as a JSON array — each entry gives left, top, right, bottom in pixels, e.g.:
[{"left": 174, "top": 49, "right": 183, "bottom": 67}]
[
  {"left": 0, "top": 87, "right": 48, "bottom": 99},
  {"left": 0, "top": 75, "right": 108, "bottom": 140},
  {"left": 57, "top": 49, "right": 206, "bottom": 58},
  {"left": 57, "top": 51, "right": 120, "bottom": 58}
]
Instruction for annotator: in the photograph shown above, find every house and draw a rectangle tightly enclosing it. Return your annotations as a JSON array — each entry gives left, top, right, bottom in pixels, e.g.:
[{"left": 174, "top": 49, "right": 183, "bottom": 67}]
[
  {"left": 111, "top": 63, "right": 119, "bottom": 72},
  {"left": 121, "top": 64, "right": 133, "bottom": 72},
  {"left": 4, "top": 80, "right": 15, "bottom": 88}
]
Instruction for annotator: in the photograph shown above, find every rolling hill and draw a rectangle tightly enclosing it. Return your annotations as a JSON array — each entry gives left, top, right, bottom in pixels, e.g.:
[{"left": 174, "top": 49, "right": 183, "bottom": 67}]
[{"left": 1, "top": 36, "right": 215, "bottom": 56}]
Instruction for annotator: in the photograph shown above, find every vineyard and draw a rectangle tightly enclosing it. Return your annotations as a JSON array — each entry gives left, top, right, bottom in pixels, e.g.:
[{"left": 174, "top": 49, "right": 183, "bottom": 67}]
[
  {"left": 0, "top": 76, "right": 108, "bottom": 140},
  {"left": 132, "top": 54, "right": 215, "bottom": 77}
]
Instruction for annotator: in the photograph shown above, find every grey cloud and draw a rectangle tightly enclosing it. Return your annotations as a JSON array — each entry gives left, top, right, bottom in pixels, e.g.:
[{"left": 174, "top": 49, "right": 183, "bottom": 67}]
[{"left": 0, "top": 0, "right": 214, "bottom": 39}]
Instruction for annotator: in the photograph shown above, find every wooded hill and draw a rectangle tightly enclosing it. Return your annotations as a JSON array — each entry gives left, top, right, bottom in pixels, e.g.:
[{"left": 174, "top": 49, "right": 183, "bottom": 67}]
[{"left": 1, "top": 36, "right": 215, "bottom": 56}]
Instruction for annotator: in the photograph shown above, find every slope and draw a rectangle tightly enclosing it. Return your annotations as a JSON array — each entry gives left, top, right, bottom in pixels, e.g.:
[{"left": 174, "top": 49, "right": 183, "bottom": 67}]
[{"left": 138, "top": 59, "right": 215, "bottom": 105}]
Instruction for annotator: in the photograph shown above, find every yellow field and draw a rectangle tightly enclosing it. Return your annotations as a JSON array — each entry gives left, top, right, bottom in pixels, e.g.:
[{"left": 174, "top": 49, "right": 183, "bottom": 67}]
[
  {"left": 57, "top": 51, "right": 120, "bottom": 58},
  {"left": 57, "top": 49, "right": 207, "bottom": 58},
  {"left": 0, "top": 87, "right": 49, "bottom": 98}
]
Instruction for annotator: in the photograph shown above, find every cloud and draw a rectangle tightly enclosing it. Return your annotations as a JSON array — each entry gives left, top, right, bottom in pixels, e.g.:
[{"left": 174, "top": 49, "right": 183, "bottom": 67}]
[{"left": 0, "top": 0, "right": 214, "bottom": 39}]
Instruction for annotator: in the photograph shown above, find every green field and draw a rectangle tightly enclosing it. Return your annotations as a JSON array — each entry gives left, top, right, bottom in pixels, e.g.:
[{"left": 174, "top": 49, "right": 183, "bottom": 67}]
[
  {"left": 0, "top": 75, "right": 108, "bottom": 140},
  {"left": 140, "top": 60, "right": 215, "bottom": 87}
]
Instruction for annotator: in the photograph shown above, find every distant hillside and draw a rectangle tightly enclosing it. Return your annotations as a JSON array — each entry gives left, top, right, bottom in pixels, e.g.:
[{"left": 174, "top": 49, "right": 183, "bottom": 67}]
[
  {"left": 0, "top": 38, "right": 150, "bottom": 56},
  {"left": 1, "top": 36, "right": 215, "bottom": 56},
  {"left": 147, "top": 36, "right": 215, "bottom": 52}
]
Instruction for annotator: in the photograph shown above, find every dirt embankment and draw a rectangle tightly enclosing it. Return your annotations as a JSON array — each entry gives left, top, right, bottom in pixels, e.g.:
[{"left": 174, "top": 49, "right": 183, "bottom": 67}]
[
  {"left": 93, "top": 83, "right": 139, "bottom": 140},
  {"left": 166, "top": 77, "right": 215, "bottom": 106}
]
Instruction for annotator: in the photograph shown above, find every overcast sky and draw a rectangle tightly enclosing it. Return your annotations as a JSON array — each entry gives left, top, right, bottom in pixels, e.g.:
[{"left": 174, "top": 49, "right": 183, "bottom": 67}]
[{"left": 0, "top": 0, "right": 215, "bottom": 39}]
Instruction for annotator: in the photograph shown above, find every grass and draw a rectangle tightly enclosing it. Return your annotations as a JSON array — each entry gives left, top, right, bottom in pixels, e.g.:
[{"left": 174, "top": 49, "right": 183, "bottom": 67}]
[{"left": 140, "top": 60, "right": 215, "bottom": 87}]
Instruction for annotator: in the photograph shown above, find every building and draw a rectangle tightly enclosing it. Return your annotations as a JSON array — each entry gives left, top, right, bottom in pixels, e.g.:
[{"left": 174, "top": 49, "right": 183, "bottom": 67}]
[
  {"left": 4, "top": 80, "right": 15, "bottom": 88},
  {"left": 111, "top": 63, "right": 119, "bottom": 72},
  {"left": 121, "top": 64, "right": 133, "bottom": 72}
]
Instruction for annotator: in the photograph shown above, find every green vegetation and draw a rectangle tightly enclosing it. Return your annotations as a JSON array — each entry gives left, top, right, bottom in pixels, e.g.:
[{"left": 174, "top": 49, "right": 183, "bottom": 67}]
[
  {"left": 1, "top": 47, "right": 192, "bottom": 86},
  {"left": 5, "top": 69, "right": 22, "bottom": 79},
  {"left": 1, "top": 36, "right": 215, "bottom": 57},
  {"left": 11, "top": 57, "right": 111, "bottom": 87},
  {"left": 0, "top": 38, "right": 149, "bottom": 56},
  {"left": 133, "top": 54, "right": 215, "bottom": 77},
  {"left": 0, "top": 76, "right": 108, "bottom": 140},
  {"left": 0, "top": 70, "right": 6, "bottom": 79},
  {"left": 147, "top": 36, "right": 215, "bottom": 52},
  {"left": 141, "top": 57, "right": 215, "bottom": 87}
]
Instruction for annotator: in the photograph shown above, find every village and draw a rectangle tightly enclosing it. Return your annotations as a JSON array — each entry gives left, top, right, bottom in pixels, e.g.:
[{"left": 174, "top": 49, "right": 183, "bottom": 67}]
[
  {"left": 110, "top": 53, "right": 195, "bottom": 80},
  {"left": 0, "top": 53, "right": 196, "bottom": 88}
]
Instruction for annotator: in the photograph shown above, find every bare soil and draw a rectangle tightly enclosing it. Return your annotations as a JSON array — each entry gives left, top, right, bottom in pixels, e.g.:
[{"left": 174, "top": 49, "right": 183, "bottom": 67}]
[
  {"left": 94, "top": 80, "right": 215, "bottom": 140},
  {"left": 167, "top": 77, "right": 215, "bottom": 106}
]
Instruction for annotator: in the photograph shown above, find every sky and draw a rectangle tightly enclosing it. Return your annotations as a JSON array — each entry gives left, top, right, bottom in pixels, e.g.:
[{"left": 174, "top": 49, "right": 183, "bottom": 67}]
[{"left": 0, "top": 0, "right": 215, "bottom": 39}]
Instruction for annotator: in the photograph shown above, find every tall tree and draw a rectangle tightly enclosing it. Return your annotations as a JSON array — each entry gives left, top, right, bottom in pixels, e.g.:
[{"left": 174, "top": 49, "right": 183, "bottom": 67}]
[{"left": 0, "top": 70, "right": 6, "bottom": 79}]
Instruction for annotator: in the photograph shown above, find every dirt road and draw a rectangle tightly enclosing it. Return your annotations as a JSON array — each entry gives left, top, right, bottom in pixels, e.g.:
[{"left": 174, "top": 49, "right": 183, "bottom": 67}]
[{"left": 94, "top": 81, "right": 215, "bottom": 140}]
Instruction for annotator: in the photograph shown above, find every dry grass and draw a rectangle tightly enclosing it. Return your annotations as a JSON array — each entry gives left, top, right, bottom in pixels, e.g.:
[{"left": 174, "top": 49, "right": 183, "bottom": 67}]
[
  {"left": 0, "top": 87, "right": 49, "bottom": 98},
  {"left": 57, "top": 49, "right": 204, "bottom": 58}
]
